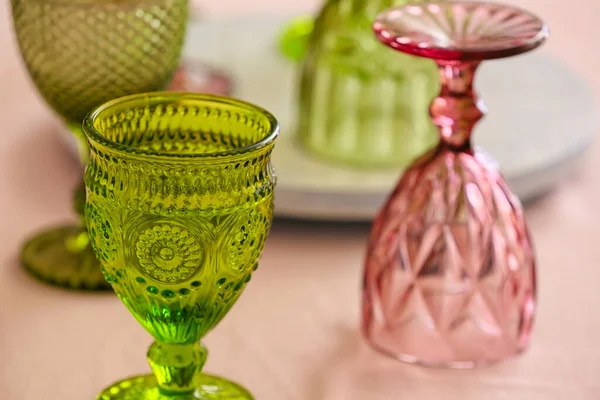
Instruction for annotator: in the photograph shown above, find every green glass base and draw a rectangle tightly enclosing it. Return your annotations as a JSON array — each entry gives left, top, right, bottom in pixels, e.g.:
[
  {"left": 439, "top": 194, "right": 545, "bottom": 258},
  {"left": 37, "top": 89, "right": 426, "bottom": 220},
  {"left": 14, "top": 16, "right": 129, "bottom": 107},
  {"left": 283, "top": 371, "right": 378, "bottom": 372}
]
[
  {"left": 21, "top": 225, "right": 110, "bottom": 290},
  {"left": 98, "top": 374, "right": 254, "bottom": 400}
]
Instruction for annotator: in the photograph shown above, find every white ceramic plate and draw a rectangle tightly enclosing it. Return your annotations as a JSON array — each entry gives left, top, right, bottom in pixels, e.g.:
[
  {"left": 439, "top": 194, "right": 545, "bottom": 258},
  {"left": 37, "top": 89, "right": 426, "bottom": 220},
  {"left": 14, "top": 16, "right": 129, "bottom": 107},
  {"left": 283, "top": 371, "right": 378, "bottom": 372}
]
[{"left": 60, "top": 16, "right": 598, "bottom": 221}]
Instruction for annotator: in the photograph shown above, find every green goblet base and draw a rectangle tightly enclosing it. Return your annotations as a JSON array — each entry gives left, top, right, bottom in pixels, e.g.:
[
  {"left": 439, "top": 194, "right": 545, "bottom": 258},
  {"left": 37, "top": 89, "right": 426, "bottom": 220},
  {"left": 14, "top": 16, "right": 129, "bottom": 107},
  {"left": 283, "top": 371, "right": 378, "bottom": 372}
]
[
  {"left": 98, "top": 374, "right": 253, "bottom": 400},
  {"left": 21, "top": 225, "right": 110, "bottom": 290}
]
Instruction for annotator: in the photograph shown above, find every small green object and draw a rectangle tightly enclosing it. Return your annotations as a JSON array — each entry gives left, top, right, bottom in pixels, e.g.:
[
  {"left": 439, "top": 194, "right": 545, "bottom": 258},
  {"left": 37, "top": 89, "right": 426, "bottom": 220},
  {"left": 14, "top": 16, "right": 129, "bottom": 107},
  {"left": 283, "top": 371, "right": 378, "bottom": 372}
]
[
  {"left": 83, "top": 92, "right": 279, "bottom": 399},
  {"left": 297, "top": 0, "right": 442, "bottom": 168},
  {"left": 11, "top": 0, "right": 189, "bottom": 289},
  {"left": 277, "top": 15, "right": 315, "bottom": 63}
]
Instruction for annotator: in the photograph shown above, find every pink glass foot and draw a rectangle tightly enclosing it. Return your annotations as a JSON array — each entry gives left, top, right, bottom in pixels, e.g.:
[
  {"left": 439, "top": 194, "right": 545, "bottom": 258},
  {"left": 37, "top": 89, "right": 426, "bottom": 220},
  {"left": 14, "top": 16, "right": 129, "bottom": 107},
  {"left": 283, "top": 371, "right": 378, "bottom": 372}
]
[
  {"left": 362, "top": 1, "right": 548, "bottom": 368},
  {"left": 374, "top": 1, "right": 547, "bottom": 61}
]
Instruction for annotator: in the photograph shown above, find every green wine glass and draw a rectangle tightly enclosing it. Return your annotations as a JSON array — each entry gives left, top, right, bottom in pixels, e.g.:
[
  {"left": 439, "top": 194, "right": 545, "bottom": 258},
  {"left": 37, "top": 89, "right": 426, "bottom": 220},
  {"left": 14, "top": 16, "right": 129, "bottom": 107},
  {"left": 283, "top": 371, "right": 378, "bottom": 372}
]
[
  {"left": 11, "top": 0, "right": 189, "bottom": 289},
  {"left": 83, "top": 92, "right": 279, "bottom": 399}
]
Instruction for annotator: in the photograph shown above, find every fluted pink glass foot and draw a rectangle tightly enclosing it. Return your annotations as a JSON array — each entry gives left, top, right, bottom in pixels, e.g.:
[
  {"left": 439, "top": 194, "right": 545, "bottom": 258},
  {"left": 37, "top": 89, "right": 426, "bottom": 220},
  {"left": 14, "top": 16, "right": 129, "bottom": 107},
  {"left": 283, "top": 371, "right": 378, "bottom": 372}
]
[{"left": 362, "top": 1, "right": 548, "bottom": 368}]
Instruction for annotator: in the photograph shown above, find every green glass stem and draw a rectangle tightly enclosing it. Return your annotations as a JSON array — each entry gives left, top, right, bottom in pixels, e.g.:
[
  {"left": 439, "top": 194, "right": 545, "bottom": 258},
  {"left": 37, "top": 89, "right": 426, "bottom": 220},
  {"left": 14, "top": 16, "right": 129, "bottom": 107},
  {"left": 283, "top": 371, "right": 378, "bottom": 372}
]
[
  {"left": 67, "top": 122, "right": 93, "bottom": 254},
  {"left": 148, "top": 342, "right": 208, "bottom": 395}
]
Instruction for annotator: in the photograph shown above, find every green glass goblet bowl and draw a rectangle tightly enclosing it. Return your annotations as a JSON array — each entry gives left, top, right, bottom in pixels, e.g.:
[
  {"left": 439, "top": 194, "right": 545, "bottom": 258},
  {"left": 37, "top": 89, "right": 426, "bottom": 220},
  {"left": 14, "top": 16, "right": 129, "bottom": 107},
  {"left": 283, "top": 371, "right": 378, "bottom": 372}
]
[
  {"left": 11, "top": 0, "right": 189, "bottom": 289},
  {"left": 83, "top": 92, "right": 279, "bottom": 399}
]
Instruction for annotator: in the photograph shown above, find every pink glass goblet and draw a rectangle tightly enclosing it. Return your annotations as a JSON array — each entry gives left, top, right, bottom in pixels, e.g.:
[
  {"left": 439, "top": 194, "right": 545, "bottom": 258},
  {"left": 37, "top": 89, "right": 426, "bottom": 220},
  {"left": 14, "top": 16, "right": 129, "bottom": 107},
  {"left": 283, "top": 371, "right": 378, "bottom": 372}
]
[{"left": 362, "top": 1, "right": 548, "bottom": 368}]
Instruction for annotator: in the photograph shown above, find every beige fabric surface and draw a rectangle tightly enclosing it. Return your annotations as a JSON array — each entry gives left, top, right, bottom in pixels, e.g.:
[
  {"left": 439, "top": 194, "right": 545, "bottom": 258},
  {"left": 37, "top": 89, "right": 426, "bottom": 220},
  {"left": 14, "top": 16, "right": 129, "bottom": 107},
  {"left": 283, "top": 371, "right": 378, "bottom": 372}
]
[{"left": 0, "top": 1, "right": 599, "bottom": 399}]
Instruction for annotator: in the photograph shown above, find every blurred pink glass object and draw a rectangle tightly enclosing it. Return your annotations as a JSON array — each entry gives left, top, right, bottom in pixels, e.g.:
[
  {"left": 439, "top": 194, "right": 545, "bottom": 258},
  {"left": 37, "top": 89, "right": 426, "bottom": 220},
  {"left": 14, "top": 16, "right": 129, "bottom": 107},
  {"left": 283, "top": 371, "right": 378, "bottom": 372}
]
[
  {"left": 189, "top": 0, "right": 202, "bottom": 20},
  {"left": 177, "top": 2, "right": 234, "bottom": 95},
  {"left": 168, "top": 61, "right": 233, "bottom": 96},
  {"left": 362, "top": 1, "right": 548, "bottom": 368}
]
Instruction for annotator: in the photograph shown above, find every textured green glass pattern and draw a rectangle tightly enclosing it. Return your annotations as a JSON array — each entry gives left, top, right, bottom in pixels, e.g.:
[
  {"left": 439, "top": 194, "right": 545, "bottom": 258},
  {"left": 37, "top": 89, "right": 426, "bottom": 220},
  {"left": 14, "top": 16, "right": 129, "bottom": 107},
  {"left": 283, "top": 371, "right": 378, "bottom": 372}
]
[
  {"left": 83, "top": 93, "right": 278, "bottom": 399},
  {"left": 11, "top": 0, "right": 188, "bottom": 289},
  {"left": 12, "top": 0, "right": 188, "bottom": 123},
  {"left": 298, "top": 0, "right": 441, "bottom": 168}
]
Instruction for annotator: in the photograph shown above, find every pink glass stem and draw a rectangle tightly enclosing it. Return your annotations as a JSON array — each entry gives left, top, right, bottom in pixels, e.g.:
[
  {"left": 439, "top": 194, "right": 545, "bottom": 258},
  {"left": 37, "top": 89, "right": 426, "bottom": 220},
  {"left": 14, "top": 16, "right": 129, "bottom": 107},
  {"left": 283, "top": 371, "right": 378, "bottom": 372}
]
[{"left": 432, "top": 61, "right": 484, "bottom": 150}]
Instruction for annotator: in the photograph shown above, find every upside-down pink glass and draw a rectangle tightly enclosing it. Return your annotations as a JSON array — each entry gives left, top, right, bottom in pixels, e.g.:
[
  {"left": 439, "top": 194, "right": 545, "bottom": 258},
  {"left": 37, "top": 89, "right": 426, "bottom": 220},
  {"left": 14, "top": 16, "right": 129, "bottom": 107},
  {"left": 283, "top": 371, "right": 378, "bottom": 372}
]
[{"left": 362, "top": 1, "right": 548, "bottom": 368}]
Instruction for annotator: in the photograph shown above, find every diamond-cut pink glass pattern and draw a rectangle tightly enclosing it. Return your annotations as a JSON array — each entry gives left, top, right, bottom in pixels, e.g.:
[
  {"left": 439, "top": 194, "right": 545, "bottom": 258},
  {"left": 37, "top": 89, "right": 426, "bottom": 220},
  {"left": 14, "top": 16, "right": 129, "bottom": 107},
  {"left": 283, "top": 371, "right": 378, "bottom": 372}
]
[{"left": 362, "top": 148, "right": 536, "bottom": 367}]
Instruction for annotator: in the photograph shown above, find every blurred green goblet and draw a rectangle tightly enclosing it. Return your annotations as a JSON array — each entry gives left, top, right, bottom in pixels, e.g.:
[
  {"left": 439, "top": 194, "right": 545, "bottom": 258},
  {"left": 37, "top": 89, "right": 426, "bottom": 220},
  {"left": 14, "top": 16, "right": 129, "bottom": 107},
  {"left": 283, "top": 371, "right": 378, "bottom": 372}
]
[{"left": 11, "top": 0, "right": 189, "bottom": 289}]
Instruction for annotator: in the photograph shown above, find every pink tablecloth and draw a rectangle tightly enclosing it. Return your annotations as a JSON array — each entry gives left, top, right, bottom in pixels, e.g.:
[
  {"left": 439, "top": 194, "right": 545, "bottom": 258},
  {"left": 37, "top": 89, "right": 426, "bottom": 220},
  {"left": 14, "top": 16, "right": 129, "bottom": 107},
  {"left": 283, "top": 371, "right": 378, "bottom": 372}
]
[{"left": 0, "top": 1, "right": 599, "bottom": 399}]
